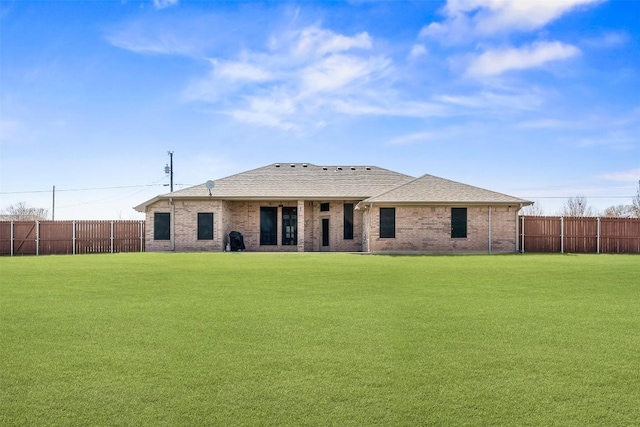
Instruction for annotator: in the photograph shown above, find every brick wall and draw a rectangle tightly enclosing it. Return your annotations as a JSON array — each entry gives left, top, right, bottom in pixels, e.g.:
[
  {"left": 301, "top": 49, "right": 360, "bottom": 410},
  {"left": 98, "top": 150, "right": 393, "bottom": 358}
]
[
  {"left": 227, "top": 201, "right": 298, "bottom": 252},
  {"left": 368, "top": 205, "right": 518, "bottom": 254},
  {"left": 144, "top": 201, "right": 172, "bottom": 252},
  {"left": 144, "top": 199, "right": 518, "bottom": 253},
  {"left": 225, "top": 200, "right": 363, "bottom": 252},
  {"left": 302, "top": 201, "right": 363, "bottom": 252}
]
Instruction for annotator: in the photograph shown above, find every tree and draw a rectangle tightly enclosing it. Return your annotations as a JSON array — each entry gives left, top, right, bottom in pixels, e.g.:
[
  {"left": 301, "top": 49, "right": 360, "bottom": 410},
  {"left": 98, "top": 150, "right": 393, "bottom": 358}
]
[
  {"left": 520, "top": 201, "right": 545, "bottom": 216},
  {"left": 1, "top": 202, "right": 49, "bottom": 220},
  {"left": 632, "top": 181, "right": 640, "bottom": 218},
  {"left": 560, "top": 196, "right": 596, "bottom": 217},
  {"left": 602, "top": 204, "right": 634, "bottom": 218},
  {"left": 603, "top": 182, "right": 640, "bottom": 218}
]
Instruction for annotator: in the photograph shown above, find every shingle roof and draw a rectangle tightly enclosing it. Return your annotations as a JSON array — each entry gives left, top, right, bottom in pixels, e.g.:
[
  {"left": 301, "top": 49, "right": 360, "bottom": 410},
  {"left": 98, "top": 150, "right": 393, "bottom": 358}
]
[
  {"left": 155, "top": 163, "right": 413, "bottom": 200},
  {"left": 363, "top": 174, "right": 531, "bottom": 205},
  {"left": 135, "top": 163, "right": 531, "bottom": 211}
]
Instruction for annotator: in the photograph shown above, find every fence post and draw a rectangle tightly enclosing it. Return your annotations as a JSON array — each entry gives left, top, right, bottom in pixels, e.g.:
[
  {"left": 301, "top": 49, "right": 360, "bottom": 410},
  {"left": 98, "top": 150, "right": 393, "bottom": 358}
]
[
  {"left": 110, "top": 220, "right": 114, "bottom": 254},
  {"left": 560, "top": 217, "right": 564, "bottom": 254},
  {"left": 521, "top": 216, "right": 525, "bottom": 253},
  {"left": 72, "top": 220, "right": 76, "bottom": 255},
  {"left": 488, "top": 206, "right": 492, "bottom": 254},
  {"left": 36, "top": 220, "right": 40, "bottom": 256},
  {"left": 139, "top": 220, "right": 144, "bottom": 252},
  {"left": 10, "top": 221, "right": 14, "bottom": 257},
  {"left": 597, "top": 217, "right": 601, "bottom": 254}
]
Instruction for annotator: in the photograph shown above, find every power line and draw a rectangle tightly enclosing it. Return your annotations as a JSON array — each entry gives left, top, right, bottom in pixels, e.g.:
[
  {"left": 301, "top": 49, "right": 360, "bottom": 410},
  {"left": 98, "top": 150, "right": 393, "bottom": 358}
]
[
  {"left": 521, "top": 195, "right": 635, "bottom": 199},
  {"left": 0, "top": 184, "right": 165, "bottom": 195},
  {"left": 56, "top": 176, "right": 173, "bottom": 209}
]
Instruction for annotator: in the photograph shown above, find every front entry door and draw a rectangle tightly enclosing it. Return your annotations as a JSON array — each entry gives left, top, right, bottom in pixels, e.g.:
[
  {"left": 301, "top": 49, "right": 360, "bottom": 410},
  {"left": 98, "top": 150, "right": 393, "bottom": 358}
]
[{"left": 321, "top": 218, "right": 330, "bottom": 251}]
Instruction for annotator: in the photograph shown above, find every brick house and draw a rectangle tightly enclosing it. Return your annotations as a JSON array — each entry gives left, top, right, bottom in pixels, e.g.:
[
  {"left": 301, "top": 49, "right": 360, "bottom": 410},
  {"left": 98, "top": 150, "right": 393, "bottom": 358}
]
[{"left": 135, "top": 163, "right": 532, "bottom": 253}]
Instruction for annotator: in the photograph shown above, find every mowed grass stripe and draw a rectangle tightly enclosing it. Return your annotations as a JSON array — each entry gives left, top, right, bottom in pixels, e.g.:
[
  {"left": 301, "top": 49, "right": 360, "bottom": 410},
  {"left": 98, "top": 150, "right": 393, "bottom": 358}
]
[{"left": 1, "top": 253, "right": 638, "bottom": 426}]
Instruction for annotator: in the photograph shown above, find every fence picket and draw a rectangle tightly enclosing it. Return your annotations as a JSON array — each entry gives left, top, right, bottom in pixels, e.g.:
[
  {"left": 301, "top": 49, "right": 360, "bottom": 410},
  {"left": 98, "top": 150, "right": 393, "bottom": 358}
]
[
  {"left": 520, "top": 216, "right": 640, "bottom": 254},
  {"left": 0, "top": 220, "right": 145, "bottom": 256},
  {"left": 2, "top": 217, "right": 638, "bottom": 256}
]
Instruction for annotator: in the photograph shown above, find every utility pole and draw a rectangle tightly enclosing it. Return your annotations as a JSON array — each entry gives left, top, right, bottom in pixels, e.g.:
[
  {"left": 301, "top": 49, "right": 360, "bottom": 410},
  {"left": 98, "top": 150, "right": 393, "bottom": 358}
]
[
  {"left": 164, "top": 151, "right": 174, "bottom": 192},
  {"left": 52, "top": 185, "right": 56, "bottom": 220}
]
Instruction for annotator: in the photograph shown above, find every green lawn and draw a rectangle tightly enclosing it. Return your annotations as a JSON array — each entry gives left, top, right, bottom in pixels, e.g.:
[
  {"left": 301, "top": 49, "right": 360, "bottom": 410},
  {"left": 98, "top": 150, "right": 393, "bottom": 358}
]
[{"left": 1, "top": 253, "right": 638, "bottom": 426}]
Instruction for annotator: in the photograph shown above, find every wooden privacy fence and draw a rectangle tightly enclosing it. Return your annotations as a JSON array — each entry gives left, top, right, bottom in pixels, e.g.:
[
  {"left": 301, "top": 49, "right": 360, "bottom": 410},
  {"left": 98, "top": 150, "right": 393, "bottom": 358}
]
[
  {"left": 520, "top": 216, "right": 640, "bottom": 254},
  {"left": 0, "top": 220, "right": 145, "bottom": 256}
]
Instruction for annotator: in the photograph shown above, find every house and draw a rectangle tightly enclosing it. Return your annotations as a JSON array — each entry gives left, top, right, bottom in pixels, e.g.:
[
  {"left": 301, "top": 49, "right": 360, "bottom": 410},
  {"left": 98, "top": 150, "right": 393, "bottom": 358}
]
[{"left": 134, "top": 163, "right": 532, "bottom": 254}]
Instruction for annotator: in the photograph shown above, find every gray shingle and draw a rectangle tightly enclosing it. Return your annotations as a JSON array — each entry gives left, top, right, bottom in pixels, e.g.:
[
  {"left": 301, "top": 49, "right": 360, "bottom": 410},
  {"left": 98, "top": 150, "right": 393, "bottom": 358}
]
[
  {"left": 135, "top": 163, "right": 531, "bottom": 211},
  {"left": 167, "top": 163, "right": 414, "bottom": 199},
  {"left": 363, "top": 174, "right": 530, "bottom": 205}
]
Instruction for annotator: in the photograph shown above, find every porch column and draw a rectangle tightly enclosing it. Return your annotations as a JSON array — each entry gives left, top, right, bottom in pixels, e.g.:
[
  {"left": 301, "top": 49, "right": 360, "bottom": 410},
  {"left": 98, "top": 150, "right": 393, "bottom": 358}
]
[{"left": 297, "top": 200, "right": 305, "bottom": 252}]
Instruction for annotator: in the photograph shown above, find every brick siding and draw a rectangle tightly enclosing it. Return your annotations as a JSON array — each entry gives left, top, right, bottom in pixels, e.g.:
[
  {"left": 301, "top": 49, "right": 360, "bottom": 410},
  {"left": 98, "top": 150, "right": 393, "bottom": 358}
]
[
  {"left": 367, "top": 205, "right": 518, "bottom": 253},
  {"left": 144, "top": 200, "right": 518, "bottom": 253}
]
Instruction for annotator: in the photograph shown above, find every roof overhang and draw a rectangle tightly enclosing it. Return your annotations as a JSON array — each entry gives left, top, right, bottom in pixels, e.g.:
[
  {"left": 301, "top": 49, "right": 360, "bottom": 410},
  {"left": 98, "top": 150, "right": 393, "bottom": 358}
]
[
  {"left": 356, "top": 200, "right": 533, "bottom": 209},
  {"left": 137, "top": 196, "right": 533, "bottom": 212},
  {"left": 134, "top": 195, "right": 373, "bottom": 212}
]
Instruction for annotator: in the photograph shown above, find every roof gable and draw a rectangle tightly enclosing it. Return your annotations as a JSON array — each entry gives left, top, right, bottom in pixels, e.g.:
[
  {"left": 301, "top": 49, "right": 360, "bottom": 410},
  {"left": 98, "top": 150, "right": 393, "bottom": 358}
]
[
  {"left": 363, "top": 174, "right": 531, "bottom": 205},
  {"left": 135, "top": 163, "right": 531, "bottom": 212},
  {"left": 145, "top": 163, "right": 414, "bottom": 202}
]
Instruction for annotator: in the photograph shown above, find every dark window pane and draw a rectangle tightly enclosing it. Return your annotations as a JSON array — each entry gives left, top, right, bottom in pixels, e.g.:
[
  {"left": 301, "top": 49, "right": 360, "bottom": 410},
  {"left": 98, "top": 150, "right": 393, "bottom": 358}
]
[
  {"left": 260, "top": 207, "right": 277, "bottom": 245},
  {"left": 451, "top": 208, "right": 467, "bottom": 238},
  {"left": 154, "top": 212, "right": 170, "bottom": 240},
  {"left": 282, "top": 207, "right": 297, "bottom": 246},
  {"left": 380, "top": 208, "right": 395, "bottom": 238},
  {"left": 344, "top": 203, "right": 354, "bottom": 240},
  {"left": 322, "top": 218, "right": 330, "bottom": 247},
  {"left": 320, "top": 203, "right": 330, "bottom": 212},
  {"left": 197, "top": 213, "right": 214, "bottom": 240}
]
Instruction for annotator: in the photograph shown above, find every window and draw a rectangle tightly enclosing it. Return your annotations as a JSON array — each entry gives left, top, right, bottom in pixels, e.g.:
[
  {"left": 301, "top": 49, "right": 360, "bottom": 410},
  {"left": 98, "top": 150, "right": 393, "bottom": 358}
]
[
  {"left": 322, "top": 218, "right": 330, "bottom": 247},
  {"left": 197, "top": 213, "right": 214, "bottom": 240},
  {"left": 320, "top": 202, "right": 330, "bottom": 212},
  {"left": 451, "top": 208, "right": 467, "bottom": 238},
  {"left": 282, "top": 207, "right": 297, "bottom": 246},
  {"left": 154, "top": 212, "right": 170, "bottom": 240},
  {"left": 344, "top": 203, "right": 354, "bottom": 240},
  {"left": 379, "top": 208, "right": 395, "bottom": 238},
  {"left": 260, "top": 207, "right": 277, "bottom": 245}
]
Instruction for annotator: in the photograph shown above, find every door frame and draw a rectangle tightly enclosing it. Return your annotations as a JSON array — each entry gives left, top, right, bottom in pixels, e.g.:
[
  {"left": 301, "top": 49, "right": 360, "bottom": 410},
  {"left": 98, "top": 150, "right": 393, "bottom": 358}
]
[{"left": 320, "top": 217, "right": 330, "bottom": 251}]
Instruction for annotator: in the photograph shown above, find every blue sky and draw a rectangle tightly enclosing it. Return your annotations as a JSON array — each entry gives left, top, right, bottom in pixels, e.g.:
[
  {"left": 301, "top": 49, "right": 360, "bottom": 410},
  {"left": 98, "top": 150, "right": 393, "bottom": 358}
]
[{"left": 1, "top": 0, "right": 639, "bottom": 220}]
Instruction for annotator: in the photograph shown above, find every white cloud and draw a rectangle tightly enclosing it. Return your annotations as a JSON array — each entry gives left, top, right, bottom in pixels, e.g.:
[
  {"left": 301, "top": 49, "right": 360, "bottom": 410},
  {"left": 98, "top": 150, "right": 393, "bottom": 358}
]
[
  {"left": 388, "top": 132, "right": 435, "bottom": 145},
  {"left": 600, "top": 169, "right": 640, "bottom": 182},
  {"left": 408, "top": 44, "right": 427, "bottom": 60},
  {"left": 423, "top": 0, "right": 603, "bottom": 41},
  {"left": 105, "top": 27, "right": 201, "bottom": 56},
  {"left": 214, "top": 60, "right": 273, "bottom": 82},
  {"left": 0, "top": 119, "right": 22, "bottom": 143},
  {"left": 153, "top": 0, "right": 179, "bottom": 10},
  {"left": 466, "top": 41, "right": 580, "bottom": 76},
  {"left": 435, "top": 90, "right": 542, "bottom": 111},
  {"left": 104, "top": 11, "right": 256, "bottom": 57},
  {"left": 228, "top": 96, "right": 298, "bottom": 131},
  {"left": 292, "top": 27, "right": 372, "bottom": 58},
  {"left": 300, "top": 54, "right": 389, "bottom": 94},
  {"left": 182, "top": 59, "right": 275, "bottom": 102},
  {"left": 516, "top": 118, "right": 579, "bottom": 129},
  {"left": 582, "top": 31, "right": 630, "bottom": 49},
  {"left": 332, "top": 99, "right": 447, "bottom": 118},
  {"left": 179, "top": 24, "right": 400, "bottom": 130},
  {"left": 108, "top": 35, "right": 171, "bottom": 55},
  {"left": 573, "top": 130, "right": 638, "bottom": 149}
]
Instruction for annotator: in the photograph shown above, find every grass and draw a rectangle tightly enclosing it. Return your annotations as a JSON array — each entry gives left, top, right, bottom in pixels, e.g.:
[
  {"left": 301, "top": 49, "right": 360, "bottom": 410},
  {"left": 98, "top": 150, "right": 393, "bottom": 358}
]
[{"left": 1, "top": 253, "right": 639, "bottom": 426}]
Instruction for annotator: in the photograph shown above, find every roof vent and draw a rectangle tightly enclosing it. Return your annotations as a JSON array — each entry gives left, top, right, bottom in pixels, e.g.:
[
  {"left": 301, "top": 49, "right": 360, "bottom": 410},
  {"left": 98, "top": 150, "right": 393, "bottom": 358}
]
[
  {"left": 275, "top": 164, "right": 280, "bottom": 167},
  {"left": 336, "top": 167, "right": 342, "bottom": 171},
  {"left": 322, "top": 167, "right": 328, "bottom": 170},
  {"left": 290, "top": 164, "right": 295, "bottom": 167},
  {"left": 365, "top": 167, "right": 371, "bottom": 170},
  {"left": 350, "top": 167, "right": 356, "bottom": 170},
  {"left": 302, "top": 164, "right": 308, "bottom": 168}
]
